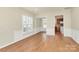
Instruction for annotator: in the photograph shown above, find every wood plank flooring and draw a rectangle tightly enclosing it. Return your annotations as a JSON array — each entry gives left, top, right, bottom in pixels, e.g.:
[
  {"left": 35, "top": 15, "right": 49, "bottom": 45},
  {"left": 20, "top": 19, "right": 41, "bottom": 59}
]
[{"left": 0, "top": 32, "right": 79, "bottom": 52}]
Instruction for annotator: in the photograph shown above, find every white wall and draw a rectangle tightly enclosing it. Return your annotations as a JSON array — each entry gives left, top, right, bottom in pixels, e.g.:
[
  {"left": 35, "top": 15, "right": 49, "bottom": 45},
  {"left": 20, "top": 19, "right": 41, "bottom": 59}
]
[
  {"left": 0, "top": 7, "right": 37, "bottom": 47},
  {"left": 13, "top": 7, "right": 79, "bottom": 44},
  {"left": 1, "top": 7, "right": 79, "bottom": 48},
  {"left": 37, "top": 8, "right": 79, "bottom": 44},
  {"left": 64, "top": 9, "right": 72, "bottom": 37},
  {"left": 71, "top": 8, "right": 79, "bottom": 30},
  {"left": 71, "top": 8, "right": 79, "bottom": 43},
  {"left": 38, "top": 8, "right": 72, "bottom": 36}
]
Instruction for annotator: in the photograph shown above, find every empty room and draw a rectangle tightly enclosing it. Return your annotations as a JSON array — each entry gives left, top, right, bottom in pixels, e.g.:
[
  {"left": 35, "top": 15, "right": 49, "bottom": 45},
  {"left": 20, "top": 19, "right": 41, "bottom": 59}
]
[{"left": 0, "top": 7, "right": 79, "bottom": 52}]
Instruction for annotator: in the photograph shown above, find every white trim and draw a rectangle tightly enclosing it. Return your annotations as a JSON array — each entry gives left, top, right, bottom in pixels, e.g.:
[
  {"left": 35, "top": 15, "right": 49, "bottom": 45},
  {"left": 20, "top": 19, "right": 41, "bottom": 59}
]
[
  {"left": 46, "top": 28, "right": 79, "bottom": 44},
  {"left": 0, "top": 29, "right": 41, "bottom": 49},
  {"left": 14, "top": 30, "right": 41, "bottom": 42},
  {"left": 64, "top": 28, "right": 72, "bottom": 37},
  {"left": 1, "top": 28, "right": 79, "bottom": 48},
  {"left": 46, "top": 27, "right": 54, "bottom": 35},
  {"left": 71, "top": 29, "right": 79, "bottom": 44},
  {"left": 46, "top": 28, "right": 72, "bottom": 36},
  {"left": 64, "top": 28, "right": 79, "bottom": 44}
]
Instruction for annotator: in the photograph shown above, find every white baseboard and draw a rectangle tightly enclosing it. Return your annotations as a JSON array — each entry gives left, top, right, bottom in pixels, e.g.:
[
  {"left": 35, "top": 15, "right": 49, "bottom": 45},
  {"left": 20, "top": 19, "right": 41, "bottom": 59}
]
[
  {"left": 46, "top": 28, "right": 79, "bottom": 44},
  {"left": 0, "top": 29, "right": 41, "bottom": 49},
  {"left": 64, "top": 28, "right": 72, "bottom": 37},
  {"left": 46, "top": 27, "right": 54, "bottom": 35},
  {"left": 46, "top": 28, "right": 72, "bottom": 36},
  {"left": 64, "top": 28, "right": 79, "bottom": 44},
  {"left": 1, "top": 28, "right": 79, "bottom": 48},
  {"left": 71, "top": 29, "right": 79, "bottom": 44}
]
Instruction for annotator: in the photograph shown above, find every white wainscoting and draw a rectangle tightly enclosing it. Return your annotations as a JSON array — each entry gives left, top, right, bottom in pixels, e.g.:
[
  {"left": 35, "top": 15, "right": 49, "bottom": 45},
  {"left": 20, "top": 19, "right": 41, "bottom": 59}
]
[
  {"left": 14, "top": 27, "right": 42, "bottom": 41},
  {"left": 64, "top": 28, "right": 72, "bottom": 37},
  {"left": 0, "top": 28, "right": 79, "bottom": 48},
  {"left": 46, "top": 28, "right": 79, "bottom": 44},
  {"left": 63, "top": 28, "right": 79, "bottom": 44},
  {"left": 46, "top": 28, "right": 72, "bottom": 36},
  {"left": 71, "top": 29, "right": 79, "bottom": 44},
  {"left": 14, "top": 28, "right": 79, "bottom": 45},
  {"left": 0, "top": 28, "right": 41, "bottom": 48},
  {"left": 46, "top": 27, "right": 54, "bottom": 35}
]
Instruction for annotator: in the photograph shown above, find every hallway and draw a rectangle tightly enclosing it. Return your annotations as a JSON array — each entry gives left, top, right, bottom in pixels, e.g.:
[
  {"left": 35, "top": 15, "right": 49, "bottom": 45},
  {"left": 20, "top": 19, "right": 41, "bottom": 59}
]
[{"left": 0, "top": 32, "right": 79, "bottom": 52}]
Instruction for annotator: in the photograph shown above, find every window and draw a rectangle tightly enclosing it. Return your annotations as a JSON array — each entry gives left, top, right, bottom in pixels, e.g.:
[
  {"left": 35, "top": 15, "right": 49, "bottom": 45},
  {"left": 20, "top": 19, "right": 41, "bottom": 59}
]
[{"left": 22, "top": 16, "right": 33, "bottom": 33}]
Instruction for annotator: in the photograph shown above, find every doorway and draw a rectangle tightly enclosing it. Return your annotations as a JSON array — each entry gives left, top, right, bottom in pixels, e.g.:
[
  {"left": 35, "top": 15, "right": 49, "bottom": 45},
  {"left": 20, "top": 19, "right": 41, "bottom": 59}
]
[
  {"left": 40, "top": 17, "right": 47, "bottom": 33},
  {"left": 55, "top": 15, "right": 64, "bottom": 35}
]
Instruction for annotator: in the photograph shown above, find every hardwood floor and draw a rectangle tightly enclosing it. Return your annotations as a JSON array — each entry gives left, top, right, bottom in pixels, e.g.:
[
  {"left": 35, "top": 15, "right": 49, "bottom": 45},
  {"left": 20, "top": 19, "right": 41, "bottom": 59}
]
[{"left": 0, "top": 32, "right": 79, "bottom": 52}]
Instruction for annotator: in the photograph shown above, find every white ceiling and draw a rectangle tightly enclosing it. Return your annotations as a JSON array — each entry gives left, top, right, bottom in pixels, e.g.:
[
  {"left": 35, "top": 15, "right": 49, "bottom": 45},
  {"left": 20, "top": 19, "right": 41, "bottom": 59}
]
[{"left": 23, "top": 7, "right": 71, "bottom": 14}]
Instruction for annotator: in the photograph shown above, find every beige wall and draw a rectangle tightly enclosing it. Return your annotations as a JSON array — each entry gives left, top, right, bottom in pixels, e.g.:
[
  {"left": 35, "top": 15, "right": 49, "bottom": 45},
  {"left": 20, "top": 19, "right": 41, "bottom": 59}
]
[
  {"left": 33, "top": 17, "right": 42, "bottom": 29},
  {"left": 36, "top": 8, "right": 72, "bottom": 35},
  {"left": 38, "top": 8, "right": 71, "bottom": 28},
  {"left": 71, "top": 7, "right": 79, "bottom": 30},
  {"left": 0, "top": 7, "right": 73, "bottom": 47},
  {"left": 64, "top": 9, "right": 71, "bottom": 29},
  {"left": 0, "top": 7, "right": 38, "bottom": 47}
]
